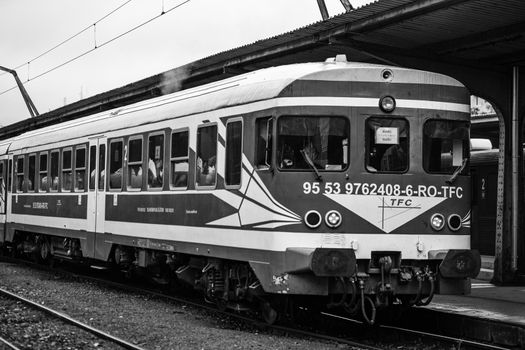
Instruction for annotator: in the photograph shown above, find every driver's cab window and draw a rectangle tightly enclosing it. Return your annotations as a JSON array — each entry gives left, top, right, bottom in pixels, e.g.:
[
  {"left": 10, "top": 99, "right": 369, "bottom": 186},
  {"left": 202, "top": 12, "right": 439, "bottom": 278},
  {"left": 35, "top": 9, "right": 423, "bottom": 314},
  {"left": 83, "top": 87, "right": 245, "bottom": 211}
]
[
  {"left": 277, "top": 116, "right": 349, "bottom": 171},
  {"left": 423, "top": 120, "right": 469, "bottom": 174},
  {"left": 366, "top": 118, "right": 409, "bottom": 173}
]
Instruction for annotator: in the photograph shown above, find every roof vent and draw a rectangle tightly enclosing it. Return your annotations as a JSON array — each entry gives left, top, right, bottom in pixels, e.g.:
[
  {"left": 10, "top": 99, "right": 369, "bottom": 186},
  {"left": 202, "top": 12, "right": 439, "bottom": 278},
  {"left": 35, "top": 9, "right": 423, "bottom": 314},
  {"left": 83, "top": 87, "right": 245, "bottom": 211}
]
[
  {"left": 325, "top": 54, "right": 348, "bottom": 63},
  {"left": 335, "top": 54, "right": 347, "bottom": 62}
]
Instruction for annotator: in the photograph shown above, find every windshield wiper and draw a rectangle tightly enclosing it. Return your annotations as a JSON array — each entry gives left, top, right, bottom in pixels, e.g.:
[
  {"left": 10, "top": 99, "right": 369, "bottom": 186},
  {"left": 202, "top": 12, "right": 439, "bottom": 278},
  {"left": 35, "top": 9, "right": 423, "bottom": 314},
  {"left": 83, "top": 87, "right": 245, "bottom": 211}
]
[
  {"left": 300, "top": 149, "right": 322, "bottom": 182},
  {"left": 446, "top": 158, "right": 468, "bottom": 185}
]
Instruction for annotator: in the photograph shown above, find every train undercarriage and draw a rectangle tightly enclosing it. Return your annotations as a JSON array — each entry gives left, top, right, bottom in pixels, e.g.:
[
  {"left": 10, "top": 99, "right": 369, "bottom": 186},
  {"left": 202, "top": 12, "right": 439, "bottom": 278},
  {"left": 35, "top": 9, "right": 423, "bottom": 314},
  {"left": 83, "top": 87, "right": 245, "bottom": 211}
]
[{"left": 2, "top": 230, "right": 480, "bottom": 325}]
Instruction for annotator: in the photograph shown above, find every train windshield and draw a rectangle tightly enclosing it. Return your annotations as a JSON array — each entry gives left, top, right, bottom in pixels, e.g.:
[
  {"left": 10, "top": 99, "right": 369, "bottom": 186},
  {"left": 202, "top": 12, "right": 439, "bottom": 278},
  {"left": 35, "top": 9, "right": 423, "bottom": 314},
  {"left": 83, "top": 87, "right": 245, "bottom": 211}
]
[
  {"left": 423, "top": 120, "right": 470, "bottom": 174},
  {"left": 366, "top": 118, "right": 409, "bottom": 173},
  {"left": 277, "top": 116, "right": 349, "bottom": 171}
]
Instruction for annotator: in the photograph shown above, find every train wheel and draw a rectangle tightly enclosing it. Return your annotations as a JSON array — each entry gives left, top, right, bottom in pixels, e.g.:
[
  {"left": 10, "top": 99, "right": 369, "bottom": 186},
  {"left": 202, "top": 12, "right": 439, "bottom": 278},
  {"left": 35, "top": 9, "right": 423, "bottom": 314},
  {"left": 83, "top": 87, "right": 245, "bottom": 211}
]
[
  {"left": 261, "top": 301, "right": 278, "bottom": 325},
  {"left": 113, "top": 245, "right": 122, "bottom": 266},
  {"left": 398, "top": 295, "right": 417, "bottom": 306},
  {"left": 34, "top": 237, "right": 51, "bottom": 264},
  {"left": 216, "top": 298, "right": 227, "bottom": 312}
]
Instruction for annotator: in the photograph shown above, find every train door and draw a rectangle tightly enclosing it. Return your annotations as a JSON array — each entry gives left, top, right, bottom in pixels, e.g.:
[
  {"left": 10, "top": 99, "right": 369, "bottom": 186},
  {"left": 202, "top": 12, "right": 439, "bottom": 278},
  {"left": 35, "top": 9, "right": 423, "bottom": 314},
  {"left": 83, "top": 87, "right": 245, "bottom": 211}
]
[
  {"left": 477, "top": 166, "right": 497, "bottom": 255},
  {"left": 0, "top": 157, "right": 7, "bottom": 242},
  {"left": 87, "top": 137, "right": 107, "bottom": 234}
]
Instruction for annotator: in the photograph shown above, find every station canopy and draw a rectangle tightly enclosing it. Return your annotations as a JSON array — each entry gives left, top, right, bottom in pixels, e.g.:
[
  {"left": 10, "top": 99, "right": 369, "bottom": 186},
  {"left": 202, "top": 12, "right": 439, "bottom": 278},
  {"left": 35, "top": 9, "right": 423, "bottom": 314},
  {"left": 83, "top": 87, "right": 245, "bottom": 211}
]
[{"left": 2, "top": 0, "right": 525, "bottom": 139}]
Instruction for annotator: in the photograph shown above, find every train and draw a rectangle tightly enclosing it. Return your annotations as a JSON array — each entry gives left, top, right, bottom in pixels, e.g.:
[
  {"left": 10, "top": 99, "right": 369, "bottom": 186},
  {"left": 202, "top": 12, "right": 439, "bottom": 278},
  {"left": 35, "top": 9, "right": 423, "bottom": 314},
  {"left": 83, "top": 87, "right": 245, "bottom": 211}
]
[
  {"left": 0, "top": 55, "right": 481, "bottom": 325},
  {"left": 469, "top": 141, "right": 498, "bottom": 257}
]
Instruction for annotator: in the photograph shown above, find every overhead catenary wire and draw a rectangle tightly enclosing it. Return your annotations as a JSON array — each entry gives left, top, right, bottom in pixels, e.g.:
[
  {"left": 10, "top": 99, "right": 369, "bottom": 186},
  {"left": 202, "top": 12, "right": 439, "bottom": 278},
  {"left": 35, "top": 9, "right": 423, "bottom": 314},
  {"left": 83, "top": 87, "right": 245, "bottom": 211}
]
[
  {"left": 0, "top": 0, "right": 191, "bottom": 98},
  {"left": 0, "top": 0, "right": 133, "bottom": 77}
]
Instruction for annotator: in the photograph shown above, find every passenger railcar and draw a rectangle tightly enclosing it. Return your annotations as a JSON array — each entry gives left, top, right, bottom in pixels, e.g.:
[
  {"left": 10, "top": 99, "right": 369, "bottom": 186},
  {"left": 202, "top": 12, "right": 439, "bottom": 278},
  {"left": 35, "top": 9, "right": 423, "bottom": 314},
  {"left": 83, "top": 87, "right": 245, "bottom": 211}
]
[
  {"left": 0, "top": 56, "right": 480, "bottom": 324},
  {"left": 469, "top": 143, "right": 498, "bottom": 256}
]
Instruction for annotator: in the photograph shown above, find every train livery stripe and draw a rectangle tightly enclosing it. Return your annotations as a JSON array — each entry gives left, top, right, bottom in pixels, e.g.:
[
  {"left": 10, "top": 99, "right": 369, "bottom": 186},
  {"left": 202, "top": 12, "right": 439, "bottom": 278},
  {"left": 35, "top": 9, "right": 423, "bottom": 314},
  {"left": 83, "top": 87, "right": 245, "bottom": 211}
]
[
  {"left": 273, "top": 97, "right": 470, "bottom": 113},
  {"left": 9, "top": 214, "right": 87, "bottom": 231},
  {"left": 105, "top": 192, "right": 237, "bottom": 225},
  {"left": 281, "top": 80, "right": 469, "bottom": 104},
  {"left": 11, "top": 194, "right": 88, "bottom": 219},
  {"left": 102, "top": 220, "right": 471, "bottom": 259}
]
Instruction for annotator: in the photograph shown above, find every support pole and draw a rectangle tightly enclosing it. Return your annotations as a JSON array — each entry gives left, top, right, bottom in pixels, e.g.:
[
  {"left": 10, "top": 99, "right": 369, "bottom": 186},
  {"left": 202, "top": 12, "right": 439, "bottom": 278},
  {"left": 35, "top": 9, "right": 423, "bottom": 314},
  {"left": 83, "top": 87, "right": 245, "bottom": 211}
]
[
  {"left": 316, "top": 0, "right": 329, "bottom": 20},
  {"left": 340, "top": 0, "right": 354, "bottom": 12},
  {"left": 511, "top": 66, "right": 519, "bottom": 273},
  {"left": 0, "top": 65, "right": 39, "bottom": 117}
]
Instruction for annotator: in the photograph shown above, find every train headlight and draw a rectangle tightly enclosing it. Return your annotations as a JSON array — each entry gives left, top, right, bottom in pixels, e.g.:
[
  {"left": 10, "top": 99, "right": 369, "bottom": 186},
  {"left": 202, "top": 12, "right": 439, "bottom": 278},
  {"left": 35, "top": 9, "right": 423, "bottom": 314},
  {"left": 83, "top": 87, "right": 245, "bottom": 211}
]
[
  {"left": 382, "top": 69, "right": 393, "bottom": 81},
  {"left": 304, "top": 210, "right": 322, "bottom": 229},
  {"left": 325, "top": 210, "right": 342, "bottom": 228},
  {"left": 447, "top": 214, "right": 462, "bottom": 231},
  {"left": 430, "top": 213, "right": 445, "bottom": 231},
  {"left": 379, "top": 96, "right": 396, "bottom": 113}
]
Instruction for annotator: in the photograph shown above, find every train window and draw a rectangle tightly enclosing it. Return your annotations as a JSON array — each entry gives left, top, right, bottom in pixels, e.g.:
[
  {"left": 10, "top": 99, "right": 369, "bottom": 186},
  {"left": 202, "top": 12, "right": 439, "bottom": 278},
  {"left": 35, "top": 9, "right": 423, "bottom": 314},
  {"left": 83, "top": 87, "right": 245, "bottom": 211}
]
[
  {"left": 277, "top": 116, "right": 349, "bottom": 171},
  {"left": 256, "top": 117, "right": 273, "bottom": 169},
  {"left": 50, "top": 151, "right": 59, "bottom": 192},
  {"left": 15, "top": 156, "right": 24, "bottom": 193},
  {"left": 75, "top": 147, "right": 86, "bottom": 191},
  {"left": 225, "top": 119, "right": 242, "bottom": 187},
  {"left": 128, "top": 137, "right": 143, "bottom": 190},
  {"left": 423, "top": 120, "right": 470, "bottom": 174},
  {"left": 148, "top": 133, "right": 164, "bottom": 189},
  {"left": 366, "top": 118, "right": 408, "bottom": 173},
  {"left": 170, "top": 129, "right": 189, "bottom": 189},
  {"left": 196, "top": 125, "right": 217, "bottom": 188},
  {"left": 28, "top": 154, "right": 36, "bottom": 192},
  {"left": 39, "top": 153, "right": 48, "bottom": 192},
  {"left": 109, "top": 141, "right": 123, "bottom": 190},
  {"left": 89, "top": 146, "right": 96, "bottom": 190},
  {"left": 99, "top": 144, "right": 106, "bottom": 190},
  {"left": 62, "top": 149, "right": 73, "bottom": 191}
]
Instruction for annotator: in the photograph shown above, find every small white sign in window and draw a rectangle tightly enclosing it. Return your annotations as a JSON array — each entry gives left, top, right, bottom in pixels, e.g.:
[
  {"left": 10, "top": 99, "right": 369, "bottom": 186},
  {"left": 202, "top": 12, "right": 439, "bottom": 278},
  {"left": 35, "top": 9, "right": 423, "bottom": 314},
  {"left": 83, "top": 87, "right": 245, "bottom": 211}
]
[{"left": 375, "top": 127, "right": 399, "bottom": 145}]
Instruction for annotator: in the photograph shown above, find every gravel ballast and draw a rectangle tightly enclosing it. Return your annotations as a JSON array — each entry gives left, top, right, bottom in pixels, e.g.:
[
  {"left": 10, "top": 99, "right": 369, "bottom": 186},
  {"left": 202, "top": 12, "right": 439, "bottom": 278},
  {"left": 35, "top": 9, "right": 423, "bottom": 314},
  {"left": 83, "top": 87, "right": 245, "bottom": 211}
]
[{"left": 0, "top": 261, "right": 362, "bottom": 349}]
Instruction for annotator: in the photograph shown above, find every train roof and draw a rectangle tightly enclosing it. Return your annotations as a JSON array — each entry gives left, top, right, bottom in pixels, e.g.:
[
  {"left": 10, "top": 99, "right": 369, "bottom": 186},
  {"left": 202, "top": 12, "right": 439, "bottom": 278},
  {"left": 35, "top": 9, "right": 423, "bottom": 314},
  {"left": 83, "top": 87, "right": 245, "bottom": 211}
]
[
  {"left": 470, "top": 148, "right": 499, "bottom": 165},
  {"left": 1, "top": 59, "right": 466, "bottom": 153}
]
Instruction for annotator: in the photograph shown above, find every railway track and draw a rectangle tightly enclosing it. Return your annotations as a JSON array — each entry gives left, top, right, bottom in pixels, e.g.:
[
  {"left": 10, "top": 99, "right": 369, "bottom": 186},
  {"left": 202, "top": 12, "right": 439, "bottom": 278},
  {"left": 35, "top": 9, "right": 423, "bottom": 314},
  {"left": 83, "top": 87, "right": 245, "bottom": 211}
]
[
  {"left": 54, "top": 265, "right": 384, "bottom": 350},
  {"left": 321, "top": 312, "right": 512, "bottom": 350},
  {"left": 0, "top": 256, "right": 513, "bottom": 350},
  {"left": 0, "top": 336, "right": 21, "bottom": 350},
  {"left": 0, "top": 284, "right": 146, "bottom": 350}
]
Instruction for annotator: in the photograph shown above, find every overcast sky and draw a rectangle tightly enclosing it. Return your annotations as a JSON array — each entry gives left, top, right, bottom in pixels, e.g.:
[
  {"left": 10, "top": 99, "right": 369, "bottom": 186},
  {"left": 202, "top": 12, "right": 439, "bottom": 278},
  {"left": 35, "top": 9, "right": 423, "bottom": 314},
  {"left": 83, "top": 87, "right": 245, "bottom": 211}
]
[{"left": 0, "top": 0, "right": 373, "bottom": 126}]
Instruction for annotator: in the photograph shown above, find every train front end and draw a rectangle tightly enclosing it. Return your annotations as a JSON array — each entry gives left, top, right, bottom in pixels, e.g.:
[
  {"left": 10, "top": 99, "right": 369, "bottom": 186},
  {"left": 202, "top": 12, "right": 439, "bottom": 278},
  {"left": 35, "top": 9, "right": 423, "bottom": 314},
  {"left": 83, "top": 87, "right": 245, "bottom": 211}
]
[{"left": 251, "top": 58, "right": 480, "bottom": 321}]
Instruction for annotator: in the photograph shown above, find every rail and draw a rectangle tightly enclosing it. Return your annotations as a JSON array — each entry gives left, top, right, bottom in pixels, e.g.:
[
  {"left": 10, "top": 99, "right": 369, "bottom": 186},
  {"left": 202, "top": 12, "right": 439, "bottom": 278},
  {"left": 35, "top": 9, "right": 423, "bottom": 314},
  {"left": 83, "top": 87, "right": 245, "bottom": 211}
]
[
  {"left": 0, "top": 336, "right": 21, "bottom": 350},
  {"left": 0, "top": 286, "right": 146, "bottom": 350}
]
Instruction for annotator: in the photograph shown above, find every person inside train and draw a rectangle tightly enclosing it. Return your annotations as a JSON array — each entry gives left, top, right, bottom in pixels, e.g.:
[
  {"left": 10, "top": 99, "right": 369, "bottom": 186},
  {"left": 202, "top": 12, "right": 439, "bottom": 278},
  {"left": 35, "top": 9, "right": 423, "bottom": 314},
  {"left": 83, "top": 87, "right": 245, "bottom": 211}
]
[
  {"left": 380, "top": 143, "right": 407, "bottom": 172},
  {"left": 148, "top": 157, "right": 163, "bottom": 187},
  {"left": 196, "top": 155, "right": 216, "bottom": 186}
]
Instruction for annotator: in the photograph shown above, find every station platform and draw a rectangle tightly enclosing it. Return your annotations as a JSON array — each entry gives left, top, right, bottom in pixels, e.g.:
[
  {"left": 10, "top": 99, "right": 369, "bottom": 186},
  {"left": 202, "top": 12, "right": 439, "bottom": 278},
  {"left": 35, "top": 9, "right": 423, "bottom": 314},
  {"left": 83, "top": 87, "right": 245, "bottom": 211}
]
[{"left": 400, "top": 280, "right": 525, "bottom": 348}]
